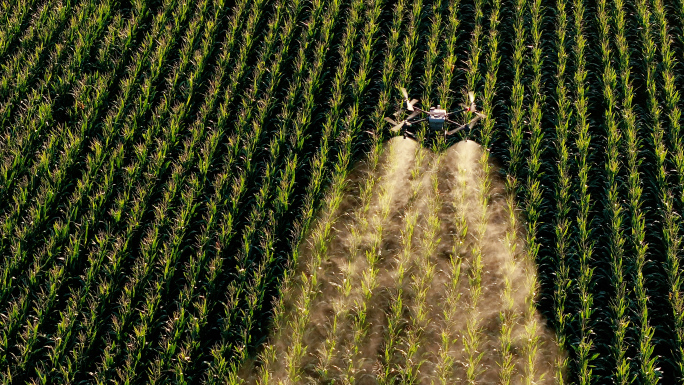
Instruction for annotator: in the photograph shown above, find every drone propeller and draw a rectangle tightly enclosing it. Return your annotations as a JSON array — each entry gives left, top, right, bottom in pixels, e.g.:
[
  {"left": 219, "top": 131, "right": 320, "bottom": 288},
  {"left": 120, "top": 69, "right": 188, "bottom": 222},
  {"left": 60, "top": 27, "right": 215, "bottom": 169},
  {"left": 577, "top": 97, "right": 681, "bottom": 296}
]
[
  {"left": 406, "top": 110, "right": 421, "bottom": 121},
  {"left": 467, "top": 111, "right": 486, "bottom": 128},
  {"left": 444, "top": 110, "right": 486, "bottom": 136},
  {"left": 384, "top": 109, "right": 422, "bottom": 132},
  {"left": 400, "top": 87, "right": 418, "bottom": 111},
  {"left": 384, "top": 117, "right": 405, "bottom": 132},
  {"left": 462, "top": 91, "right": 476, "bottom": 112}
]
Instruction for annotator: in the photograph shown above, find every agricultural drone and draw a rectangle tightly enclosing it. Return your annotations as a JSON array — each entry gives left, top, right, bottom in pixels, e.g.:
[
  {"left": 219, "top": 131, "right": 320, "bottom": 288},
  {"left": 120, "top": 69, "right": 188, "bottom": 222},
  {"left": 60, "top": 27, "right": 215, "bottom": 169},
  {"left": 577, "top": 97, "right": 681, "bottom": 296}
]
[{"left": 384, "top": 88, "right": 486, "bottom": 139}]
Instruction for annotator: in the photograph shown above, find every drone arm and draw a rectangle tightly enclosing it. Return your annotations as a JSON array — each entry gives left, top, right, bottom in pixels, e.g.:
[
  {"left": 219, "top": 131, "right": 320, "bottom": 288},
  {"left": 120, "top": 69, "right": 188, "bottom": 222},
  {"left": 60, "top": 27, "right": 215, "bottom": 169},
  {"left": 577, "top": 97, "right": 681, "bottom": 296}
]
[
  {"left": 445, "top": 123, "right": 468, "bottom": 136},
  {"left": 408, "top": 106, "right": 429, "bottom": 115},
  {"left": 406, "top": 117, "right": 428, "bottom": 125},
  {"left": 446, "top": 108, "right": 468, "bottom": 117}
]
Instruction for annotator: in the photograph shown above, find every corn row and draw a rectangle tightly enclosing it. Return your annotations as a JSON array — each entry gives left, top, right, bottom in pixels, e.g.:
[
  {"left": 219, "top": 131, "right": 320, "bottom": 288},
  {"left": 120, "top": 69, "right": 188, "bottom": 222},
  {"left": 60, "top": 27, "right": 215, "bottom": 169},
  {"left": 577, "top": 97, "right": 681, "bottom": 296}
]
[
  {"left": 82, "top": 1, "right": 215, "bottom": 380},
  {"left": 138, "top": 0, "right": 266, "bottom": 382},
  {"left": 572, "top": 0, "right": 597, "bottom": 380},
  {"left": 522, "top": 0, "right": 546, "bottom": 380},
  {"left": 0, "top": 0, "right": 93, "bottom": 178},
  {"left": 507, "top": 0, "right": 526, "bottom": 194},
  {"left": 596, "top": 0, "right": 631, "bottom": 381},
  {"left": 630, "top": 0, "right": 660, "bottom": 381},
  {"left": 551, "top": 0, "right": 572, "bottom": 377},
  {"left": 650, "top": 0, "right": 684, "bottom": 379},
  {"left": 0, "top": 1, "right": 128, "bottom": 374},
  {"left": 209, "top": 0, "right": 341, "bottom": 374}
]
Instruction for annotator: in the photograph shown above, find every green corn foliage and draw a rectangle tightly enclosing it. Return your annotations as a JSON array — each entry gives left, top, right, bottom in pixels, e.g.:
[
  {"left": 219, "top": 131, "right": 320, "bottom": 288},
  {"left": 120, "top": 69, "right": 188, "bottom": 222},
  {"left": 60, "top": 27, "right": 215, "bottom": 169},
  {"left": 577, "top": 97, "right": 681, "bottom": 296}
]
[
  {"left": 0, "top": 2, "right": 129, "bottom": 373},
  {"left": 632, "top": 0, "right": 660, "bottom": 381},
  {"left": 436, "top": 0, "right": 462, "bottom": 111},
  {"left": 572, "top": 0, "right": 597, "bottom": 381},
  {"left": 0, "top": 0, "right": 93, "bottom": 185},
  {"left": 500, "top": 3, "right": 526, "bottom": 383},
  {"left": 312, "top": 0, "right": 384, "bottom": 381},
  {"left": 0, "top": 0, "right": 113, "bottom": 301},
  {"left": 180, "top": 1, "right": 302, "bottom": 380},
  {"left": 522, "top": 0, "right": 546, "bottom": 382},
  {"left": 0, "top": 0, "right": 53, "bottom": 66},
  {"left": 650, "top": 0, "right": 684, "bottom": 379},
  {"left": 437, "top": 145, "right": 466, "bottom": 385},
  {"left": 106, "top": 1, "right": 251, "bottom": 382},
  {"left": 298, "top": 0, "right": 404, "bottom": 379},
  {"left": 597, "top": 0, "right": 632, "bottom": 381},
  {"left": 0, "top": 0, "right": 74, "bottom": 108},
  {"left": 459, "top": 0, "right": 485, "bottom": 381},
  {"left": 9, "top": 0, "right": 684, "bottom": 382},
  {"left": 141, "top": 0, "right": 265, "bottom": 382},
  {"left": 464, "top": 0, "right": 500, "bottom": 380},
  {"left": 52, "top": 2, "right": 197, "bottom": 378},
  {"left": 206, "top": 0, "right": 338, "bottom": 380},
  {"left": 507, "top": 0, "right": 526, "bottom": 195},
  {"left": 109, "top": 0, "right": 275, "bottom": 376}
]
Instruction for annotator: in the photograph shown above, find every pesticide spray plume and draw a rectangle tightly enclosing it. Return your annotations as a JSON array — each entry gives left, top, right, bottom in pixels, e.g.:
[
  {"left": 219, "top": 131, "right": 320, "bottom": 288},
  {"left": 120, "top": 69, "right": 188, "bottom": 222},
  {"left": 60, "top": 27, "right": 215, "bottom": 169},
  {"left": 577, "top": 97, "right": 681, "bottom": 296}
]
[{"left": 243, "top": 138, "right": 565, "bottom": 383}]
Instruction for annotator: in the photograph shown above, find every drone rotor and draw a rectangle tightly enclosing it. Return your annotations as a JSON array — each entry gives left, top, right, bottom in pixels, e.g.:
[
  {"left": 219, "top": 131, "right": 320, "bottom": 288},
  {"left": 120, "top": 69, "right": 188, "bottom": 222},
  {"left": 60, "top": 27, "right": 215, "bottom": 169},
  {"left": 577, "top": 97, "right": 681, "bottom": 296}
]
[
  {"left": 467, "top": 111, "right": 486, "bottom": 128},
  {"left": 400, "top": 87, "right": 417, "bottom": 111},
  {"left": 384, "top": 117, "right": 406, "bottom": 132},
  {"left": 461, "top": 91, "right": 477, "bottom": 112}
]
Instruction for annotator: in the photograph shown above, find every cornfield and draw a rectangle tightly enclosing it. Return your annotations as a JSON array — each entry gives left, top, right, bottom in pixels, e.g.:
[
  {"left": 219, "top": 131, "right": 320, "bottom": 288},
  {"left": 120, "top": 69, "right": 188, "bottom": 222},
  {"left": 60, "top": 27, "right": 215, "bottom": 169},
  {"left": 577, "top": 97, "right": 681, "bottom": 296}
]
[{"left": 1, "top": 0, "right": 683, "bottom": 383}]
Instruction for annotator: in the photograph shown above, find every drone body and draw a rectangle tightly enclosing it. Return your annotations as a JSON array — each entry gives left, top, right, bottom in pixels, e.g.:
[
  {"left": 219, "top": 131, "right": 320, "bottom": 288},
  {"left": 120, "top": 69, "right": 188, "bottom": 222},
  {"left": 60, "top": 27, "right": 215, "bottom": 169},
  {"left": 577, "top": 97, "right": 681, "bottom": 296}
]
[
  {"left": 428, "top": 106, "right": 447, "bottom": 131},
  {"left": 384, "top": 88, "right": 485, "bottom": 139}
]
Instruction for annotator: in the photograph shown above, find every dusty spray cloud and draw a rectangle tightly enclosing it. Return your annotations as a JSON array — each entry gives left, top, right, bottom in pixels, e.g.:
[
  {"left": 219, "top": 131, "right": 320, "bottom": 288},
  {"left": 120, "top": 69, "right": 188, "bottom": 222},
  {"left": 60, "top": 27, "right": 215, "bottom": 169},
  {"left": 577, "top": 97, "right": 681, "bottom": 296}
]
[{"left": 242, "top": 137, "right": 565, "bottom": 384}]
